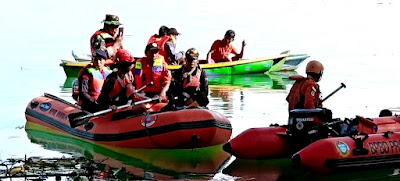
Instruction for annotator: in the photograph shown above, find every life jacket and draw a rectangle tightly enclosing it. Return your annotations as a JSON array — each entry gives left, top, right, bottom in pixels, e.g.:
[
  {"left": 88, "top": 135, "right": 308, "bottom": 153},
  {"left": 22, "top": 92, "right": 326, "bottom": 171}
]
[
  {"left": 134, "top": 55, "right": 165, "bottom": 93},
  {"left": 76, "top": 66, "right": 111, "bottom": 105},
  {"left": 148, "top": 35, "right": 172, "bottom": 63},
  {"left": 72, "top": 64, "right": 91, "bottom": 101},
  {"left": 108, "top": 72, "right": 135, "bottom": 104},
  {"left": 286, "top": 75, "right": 310, "bottom": 110},
  {"left": 90, "top": 29, "right": 122, "bottom": 59},
  {"left": 183, "top": 68, "right": 201, "bottom": 89}
]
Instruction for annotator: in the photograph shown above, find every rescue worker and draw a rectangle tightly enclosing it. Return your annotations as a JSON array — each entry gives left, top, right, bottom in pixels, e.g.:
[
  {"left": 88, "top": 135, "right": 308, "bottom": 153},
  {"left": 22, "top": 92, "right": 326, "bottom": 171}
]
[
  {"left": 286, "top": 60, "right": 324, "bottom": 111},
  {"left": 96, "top": 49, "right": 138, "bottom": 111},
  {"left": 165, "top": 48, "right": 209, "bottom": 110},
  {"left": 90, "top": 14, "right": 123, "bottom": 60},
  {"left": 147, "top": 25, "right": 171, "bottom": 63},
  {"left": 76, "top": 49, "right": 112, "bottom": 113},
  {"left": 163, "top": 28, "right": 185, "bottom": 65},
  {"left": 206, "top": 30, "right": 246, "bottom": 63},
  {"left": 147, "top": 25, "right": 169, "bottom": 45},
  {"left": 134, "top": 43, "right": 172, "bottom": 103}
]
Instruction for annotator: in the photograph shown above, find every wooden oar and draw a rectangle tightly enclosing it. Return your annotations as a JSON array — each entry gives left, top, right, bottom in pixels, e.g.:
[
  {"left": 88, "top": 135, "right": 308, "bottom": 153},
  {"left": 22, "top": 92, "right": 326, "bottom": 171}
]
[{"left": 69, "top": 96, "right": 159, "bottom": 128}]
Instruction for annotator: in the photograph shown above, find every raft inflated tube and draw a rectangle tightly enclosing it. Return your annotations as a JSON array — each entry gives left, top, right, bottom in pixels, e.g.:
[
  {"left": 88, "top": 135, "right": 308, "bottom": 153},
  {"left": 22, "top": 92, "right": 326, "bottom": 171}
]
[
  {"left": 292, "top": 132, "right": 400, "bottom": 173},
  {"left": 223, "top": 126, "right": 290, "bottom": 159}
]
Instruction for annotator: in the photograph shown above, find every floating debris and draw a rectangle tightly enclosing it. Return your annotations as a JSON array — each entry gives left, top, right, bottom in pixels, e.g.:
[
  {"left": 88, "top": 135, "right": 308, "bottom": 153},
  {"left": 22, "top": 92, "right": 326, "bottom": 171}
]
[{"left": 0, "top": 155, "right": 143, "bottom": 180}]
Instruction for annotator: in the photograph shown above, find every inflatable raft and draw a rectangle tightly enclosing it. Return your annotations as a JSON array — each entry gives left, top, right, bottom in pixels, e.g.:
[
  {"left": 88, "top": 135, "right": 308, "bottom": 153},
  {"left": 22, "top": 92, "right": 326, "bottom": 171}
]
[
  {"left": 292, "top": 131, "right": 400, "bottom": 173},
  {"left": 25, "top": 93, "right": 232, "bottom": 149},
  {"left": 223, "top": 108, "right": 400, "bottom": 159}
]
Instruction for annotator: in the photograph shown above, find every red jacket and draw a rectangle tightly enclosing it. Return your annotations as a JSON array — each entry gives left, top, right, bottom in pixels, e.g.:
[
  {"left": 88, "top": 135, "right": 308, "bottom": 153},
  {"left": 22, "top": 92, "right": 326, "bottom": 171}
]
[
  {"left": 148, "top": 34, "right": 171, "bottom": 62},
  {"left": 134, "top": 55, "right": 171, "bottom": 94},
  {"left": 286, "top": 75, "right": 322, "bottom": 110}
]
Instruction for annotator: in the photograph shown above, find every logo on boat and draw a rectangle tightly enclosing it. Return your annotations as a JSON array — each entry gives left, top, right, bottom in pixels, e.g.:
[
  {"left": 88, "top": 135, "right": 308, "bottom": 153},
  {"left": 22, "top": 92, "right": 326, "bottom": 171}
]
[
  {"left": 336, "top": 141, "right": 350, "bottom": 157},
  {"left": 296, "top": 117, "right": 314, "bottom": 122},
  {"left": 141, "top": 115, "right": 157, "bottom": 127},
  {"left": 39, "top": 103, "right": 51, "bottom": 111}
]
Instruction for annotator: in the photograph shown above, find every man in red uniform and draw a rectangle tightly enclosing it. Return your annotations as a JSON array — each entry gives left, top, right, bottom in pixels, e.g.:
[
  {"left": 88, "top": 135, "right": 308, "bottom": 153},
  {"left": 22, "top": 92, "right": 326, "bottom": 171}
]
[
  {"left": 76, "top": 49, "right": 112, "bottom": 113},
  {"left": 134, "top": 43, "right": 172, "bottom": 102},
  {"left": 286, "top": 60, "right": 324, "bottom": 111},
  {"left": 206, "top": 30, "right": 246, "bottom": 63},
  {"left": 90, "top": 14, "right": 123, "bottom": 60}
]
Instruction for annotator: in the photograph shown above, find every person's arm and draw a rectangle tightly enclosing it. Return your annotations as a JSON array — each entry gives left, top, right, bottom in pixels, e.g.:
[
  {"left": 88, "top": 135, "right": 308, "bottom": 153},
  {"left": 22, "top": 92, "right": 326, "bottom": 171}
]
[
  {"left": 206, "top": 41, "right": 219, "bottom": 63},
  {"left": 231, "top": 40, "right": 246, "bottom": 61},
  {"left": 238, "top": 40, "right": 246, "bottom": 58},
  {"left": 165, "top": 41, "right": 184, "bottom": 64},
  {"left": 198, "top": 69, "right": 209, "bottom": 106},
  {"left": 206, "top": 50, "right": 215, "bottom": 64},
  {"left": 159, "top": 64, "right": 172, "bottom": 102},
  {"left": 200, "top": 69, "right": 209, "bottom": 95},
  {"left": 106, "top": 35, "right": 123, "bottom": 58},
  {"left": 79, "top": 71, "right": 96, "bottom": 104}
]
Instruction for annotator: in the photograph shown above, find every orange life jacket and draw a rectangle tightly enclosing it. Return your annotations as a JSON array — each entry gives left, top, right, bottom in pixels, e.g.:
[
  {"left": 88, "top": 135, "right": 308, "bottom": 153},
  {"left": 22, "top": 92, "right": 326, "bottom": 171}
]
[
  {"left": 286, "top": 75, "right": 321, "bottom": 110},
  {"left": 76, "top": 66, "right": 111, "bottom": 105},
  {"left": 134, "top": 56, "right": 166, "bottom": 93},
  {"left": 90, "top": 30, "right": 115, "bottom": 52},
  {"left": 183, "top": 69, "right": 201, "bottom": 88},
  {"left": 148, "top": 34, "right": 171, "bottom": 62},
  {"left": 108, "top": 72, "right": 135, "bottom": 101}
]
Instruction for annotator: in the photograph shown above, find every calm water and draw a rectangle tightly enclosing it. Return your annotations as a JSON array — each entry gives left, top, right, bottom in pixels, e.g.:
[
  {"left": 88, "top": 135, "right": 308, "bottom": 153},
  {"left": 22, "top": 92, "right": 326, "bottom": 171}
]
[{"left": 2, "top": 0, "right": 400, "bottom": 180}]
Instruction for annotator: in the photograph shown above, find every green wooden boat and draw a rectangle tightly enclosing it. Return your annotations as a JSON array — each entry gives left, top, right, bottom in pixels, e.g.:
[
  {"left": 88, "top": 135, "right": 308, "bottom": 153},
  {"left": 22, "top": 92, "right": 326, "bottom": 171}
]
[
  {"left": 60, "top": 53, "right": 292, "bottom": 78},
  {"left": 208, "top": 72, "right": 298, "bottom": 90}
]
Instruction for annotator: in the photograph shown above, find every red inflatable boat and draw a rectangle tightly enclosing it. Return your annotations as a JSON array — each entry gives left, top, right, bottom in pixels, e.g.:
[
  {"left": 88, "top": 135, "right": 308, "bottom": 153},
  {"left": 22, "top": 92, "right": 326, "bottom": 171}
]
[
  {"left": 292, "top": 131, "right": 400, "bottom": 173},
  {"left": 223, "top": 108, "right": 400, "bottom": 159},
  {"left": 25, "top": 93, "right": 232, "bottom": 149}
]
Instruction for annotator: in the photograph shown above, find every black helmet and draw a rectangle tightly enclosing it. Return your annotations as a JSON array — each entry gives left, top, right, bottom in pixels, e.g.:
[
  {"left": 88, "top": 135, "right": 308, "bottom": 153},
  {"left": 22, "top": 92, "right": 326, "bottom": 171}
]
[{"left": 185, "top": 48, "right": 199, "bottom": 60}]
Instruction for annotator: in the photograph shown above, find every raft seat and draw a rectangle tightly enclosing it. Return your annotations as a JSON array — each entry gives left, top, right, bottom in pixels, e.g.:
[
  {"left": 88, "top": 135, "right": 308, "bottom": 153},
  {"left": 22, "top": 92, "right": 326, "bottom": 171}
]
[{"left": 356, "top": 116, "right": 377, "bottom": 134}]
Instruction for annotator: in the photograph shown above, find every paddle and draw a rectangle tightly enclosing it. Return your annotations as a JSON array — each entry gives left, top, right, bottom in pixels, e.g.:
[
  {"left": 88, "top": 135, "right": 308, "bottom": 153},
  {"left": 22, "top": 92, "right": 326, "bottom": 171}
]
[
  {"left": 68, "top": 81, "right": 154, "bottom": 128},
  {"left": 322, "top": 83, "right": 346, "bottom": 102},
  {"left": 69, "top": 96, "right": 159, "bottom": 128}
]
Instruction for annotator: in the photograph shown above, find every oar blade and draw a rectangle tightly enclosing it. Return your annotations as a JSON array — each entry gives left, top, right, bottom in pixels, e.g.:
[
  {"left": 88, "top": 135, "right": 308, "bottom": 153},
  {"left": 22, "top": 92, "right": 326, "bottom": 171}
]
[{"left": 68, "top": 111, "right": 90, "bottom": 128}]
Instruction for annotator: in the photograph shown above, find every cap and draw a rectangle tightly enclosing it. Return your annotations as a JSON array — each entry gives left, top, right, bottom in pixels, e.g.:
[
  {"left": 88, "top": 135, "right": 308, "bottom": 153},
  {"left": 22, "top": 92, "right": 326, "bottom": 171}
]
[
  {"left": 115, "top": 49, "right": 134, "bottom": 64},
  {"left": 168, "top": 28, "right": 180, "bottom": 35},
  {"left": 92, "top": 49, "right": 107, "bottom": 59},
  {"left": 224, "top": 29, "right": 235, "bottom": 37},
  {"left": 145, "top": 43, "right": 160, "bottom": 54},
  {"left": 185, "top": 48, "right": 199, "bottom": 60},
  {"left": 101, "top": 14, "right": 122, "bottom": 26}
]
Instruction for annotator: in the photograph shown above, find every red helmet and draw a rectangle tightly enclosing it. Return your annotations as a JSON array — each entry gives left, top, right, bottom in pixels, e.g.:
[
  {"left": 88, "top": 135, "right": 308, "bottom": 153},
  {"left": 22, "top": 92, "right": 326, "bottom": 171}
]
[{"left": 115, "top": 49, "right": 134, "bottom": 64}]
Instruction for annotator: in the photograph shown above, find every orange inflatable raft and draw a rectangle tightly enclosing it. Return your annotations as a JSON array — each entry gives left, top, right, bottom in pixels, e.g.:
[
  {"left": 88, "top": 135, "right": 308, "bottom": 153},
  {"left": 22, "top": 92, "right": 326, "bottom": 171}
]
[{"left": 25, "top": 93, "right": 232, "bottom": 149}]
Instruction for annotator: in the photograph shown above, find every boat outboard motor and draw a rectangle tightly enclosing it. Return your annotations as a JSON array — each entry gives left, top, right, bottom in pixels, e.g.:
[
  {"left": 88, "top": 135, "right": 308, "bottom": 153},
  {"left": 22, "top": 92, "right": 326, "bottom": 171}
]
[{"left": 287, "top": 108, "right": 333, "bottom": 151}]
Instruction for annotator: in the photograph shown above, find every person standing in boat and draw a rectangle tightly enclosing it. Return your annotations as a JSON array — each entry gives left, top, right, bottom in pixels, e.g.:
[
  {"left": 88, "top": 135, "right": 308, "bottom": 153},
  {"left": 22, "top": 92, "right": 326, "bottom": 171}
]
[
  {"left": 163, "top": 28, "right": 185, "bottom": 65},
  {"left": 286, "top": 60, "right": 324, "bottom": 110},
  {"left": 90, "top": 14, "right": 124, "bottom": 60},
  {"left": 164, "top": 48, "right": 209, "bottom": 110},
  {"left": 96, "top": 49, "right": 139, "bottom": 111},
  {"left": 134, "top": 43, "right": 172, "bottom": 103},
  {"left": 75, "top": 49, "right": 112, "bottom": 113},
  {"left": 206, "top": 30, "right": 246, "bottom": 64}
]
